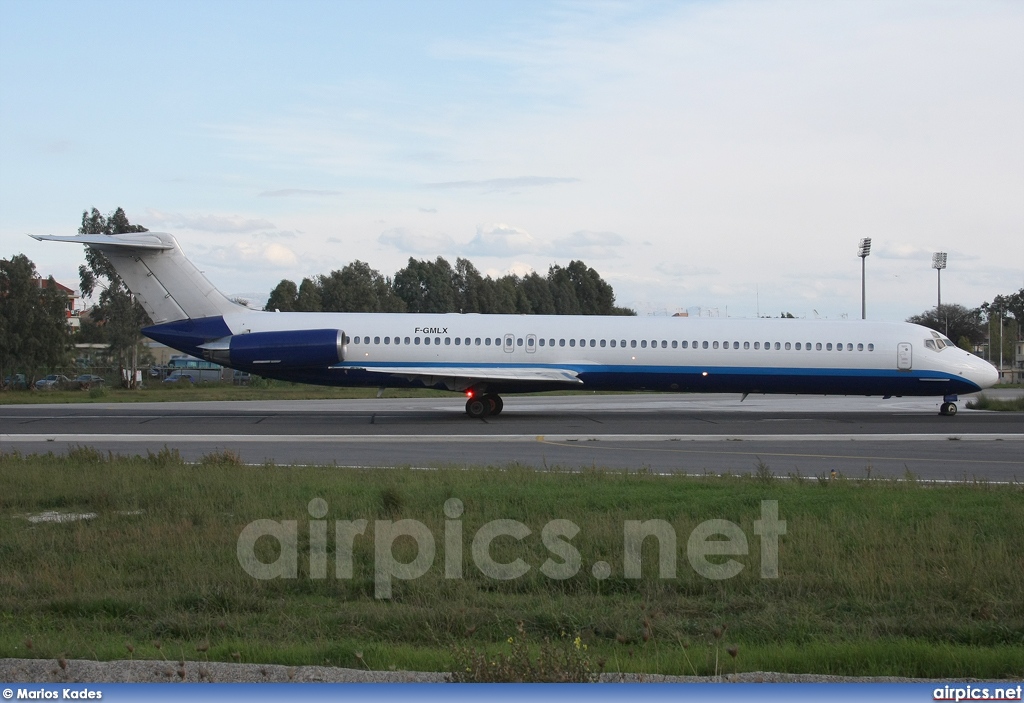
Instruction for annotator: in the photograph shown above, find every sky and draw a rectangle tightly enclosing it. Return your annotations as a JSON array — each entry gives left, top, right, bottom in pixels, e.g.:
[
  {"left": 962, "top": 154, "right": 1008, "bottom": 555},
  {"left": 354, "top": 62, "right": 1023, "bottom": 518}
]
[{"left": 1, "top": 0, "right": 1022, "bottom": 320}]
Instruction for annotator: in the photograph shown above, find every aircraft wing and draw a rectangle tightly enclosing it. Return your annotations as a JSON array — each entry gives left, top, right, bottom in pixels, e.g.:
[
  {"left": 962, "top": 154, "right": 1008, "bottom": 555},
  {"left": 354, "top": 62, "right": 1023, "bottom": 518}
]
[{"left": 344, "top": 365, "right": 583, "bottom": 386}]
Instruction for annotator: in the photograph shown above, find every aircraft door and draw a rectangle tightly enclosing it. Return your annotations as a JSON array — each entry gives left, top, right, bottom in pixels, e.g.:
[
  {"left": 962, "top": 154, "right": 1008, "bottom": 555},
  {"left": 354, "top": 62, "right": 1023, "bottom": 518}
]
[
  {"left": 503, "top": 334, "right": 515, "bottom": 353},
  {"left": 526, "top": 334, "right": 537, "bottom": 353},
  {"left": 896, "top": 342, "right": 912, "bottom": 371}
]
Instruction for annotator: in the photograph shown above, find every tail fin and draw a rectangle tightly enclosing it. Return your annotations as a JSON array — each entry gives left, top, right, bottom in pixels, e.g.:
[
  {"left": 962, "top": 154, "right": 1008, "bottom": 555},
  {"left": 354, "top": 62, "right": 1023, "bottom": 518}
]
[{"left": 31, "top": 232, "right": 244, "bottom": 324}]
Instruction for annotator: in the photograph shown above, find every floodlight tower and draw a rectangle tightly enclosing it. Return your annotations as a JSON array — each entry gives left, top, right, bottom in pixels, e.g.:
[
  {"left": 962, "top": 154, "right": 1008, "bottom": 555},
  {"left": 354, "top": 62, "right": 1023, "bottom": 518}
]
[
  {"left": 858, "top": 238, "right": 871, "bottom": 319},
  {"left": 932, "top": 252, "right": 947, "bottom": 310}
]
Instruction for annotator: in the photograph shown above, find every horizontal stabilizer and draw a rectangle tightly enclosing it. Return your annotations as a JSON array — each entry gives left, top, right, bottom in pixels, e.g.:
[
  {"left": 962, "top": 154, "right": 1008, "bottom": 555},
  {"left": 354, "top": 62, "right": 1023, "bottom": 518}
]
[
  {"left": 30, "top": 233, "right": 174, "bottom": 250},
  {"left": 346, "top": 365, "right": 583, "bottom": 387}
]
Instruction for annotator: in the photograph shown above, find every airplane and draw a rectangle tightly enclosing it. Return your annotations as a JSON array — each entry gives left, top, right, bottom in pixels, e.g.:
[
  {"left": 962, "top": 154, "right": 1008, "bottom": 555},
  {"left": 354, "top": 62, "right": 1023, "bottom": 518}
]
[{"left": 33, "top": 231, "right": 999, "bottom": 417}]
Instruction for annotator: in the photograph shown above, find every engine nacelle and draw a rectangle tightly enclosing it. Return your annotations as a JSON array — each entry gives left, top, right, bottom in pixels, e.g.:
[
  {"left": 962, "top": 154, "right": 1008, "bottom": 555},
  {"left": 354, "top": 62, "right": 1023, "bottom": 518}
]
[{"left": 200, "top": 329, "right": 346, "bottom": 368}]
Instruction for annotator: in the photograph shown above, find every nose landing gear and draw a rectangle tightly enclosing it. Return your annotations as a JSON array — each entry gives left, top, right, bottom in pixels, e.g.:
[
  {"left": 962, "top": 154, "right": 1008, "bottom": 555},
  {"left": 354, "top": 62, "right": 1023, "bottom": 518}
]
[
  {"left": 465, "top": 392, "right": 503, "bottom": 418},
  {"left": 939, "top": 394, "right": 958, "bottom": 416}
]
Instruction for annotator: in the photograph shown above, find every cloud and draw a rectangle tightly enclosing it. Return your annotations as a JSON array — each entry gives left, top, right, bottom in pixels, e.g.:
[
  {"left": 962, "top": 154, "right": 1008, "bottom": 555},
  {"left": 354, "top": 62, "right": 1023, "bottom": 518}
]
[
  {"left": 201, "top": 240, "right": 299, "bottom": 269},
  {"left": 144, "top": 209, "right": 276, "bottom": 234},
  {"left": 465, "top": 223, "right": 540, "bottom": 257},
  {"left": 419, "top": 207, "right": 438, "bottom": 213},
  {"left": 423, "top": 176, "right": 581, "bottom": 192},
  {"left": 327, "top": 237, "right": 343, "bottom": 244},
  {"left": 654, "top": 263, "right": 721, "bottom": 278},
  {"left": 378, "top": 227, "right": 456, "bottom": 255},
  {"left": 551, "top": 230, "right": 626, "bottom": 258},
  {"left": 484, "top": 262, "right": 536, "bottom": 279},
  {"left": 257, "top": 189, "right": 342, "bottom": 198}
]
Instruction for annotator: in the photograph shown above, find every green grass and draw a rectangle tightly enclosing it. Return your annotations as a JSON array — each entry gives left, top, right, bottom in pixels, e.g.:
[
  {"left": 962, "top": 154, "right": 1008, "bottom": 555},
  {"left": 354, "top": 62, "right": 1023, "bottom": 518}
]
[
  {"left": 1, "top": 449, "right": 1022, "bottom": 678},
  {"left": 966, "top": 393, "right": 1024, "bottom": 411}
]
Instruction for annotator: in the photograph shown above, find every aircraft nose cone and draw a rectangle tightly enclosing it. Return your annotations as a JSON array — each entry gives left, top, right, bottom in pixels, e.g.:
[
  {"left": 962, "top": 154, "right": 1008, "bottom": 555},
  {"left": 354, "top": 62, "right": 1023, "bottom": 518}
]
[{"left": 970, "top": 359, "right": 1000, "bottom": 390}]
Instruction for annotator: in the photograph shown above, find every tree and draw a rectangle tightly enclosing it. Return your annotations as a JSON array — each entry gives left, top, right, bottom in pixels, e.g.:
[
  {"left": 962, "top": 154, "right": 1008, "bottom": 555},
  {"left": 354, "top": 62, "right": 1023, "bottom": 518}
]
[
  {"left": 907, "top": 304, "right": 985, "bottom": 350},
  {"left": 393, "top": 257, "right": 457, "bottom": 313},
  {"left": 77, "top": 207, "right": 150, "bottom": 388},
  {"left": 0, "top": 253, "right": 71, "bottom": 386},
  {"left": 981, "top": 288, "right": 1024, "bottom": 365},
  {"left": 266, "top": 279, "right": 299, "bottom": 312},
  {"left": 319, "top": 261, "right": 405, "bottom": 312}
]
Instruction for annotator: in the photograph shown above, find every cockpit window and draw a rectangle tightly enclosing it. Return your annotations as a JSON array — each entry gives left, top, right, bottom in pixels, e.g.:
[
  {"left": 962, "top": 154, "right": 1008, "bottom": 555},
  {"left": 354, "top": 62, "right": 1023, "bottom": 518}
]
[{"left": 925, "top": 337, "right": 954, "bottom": 351}]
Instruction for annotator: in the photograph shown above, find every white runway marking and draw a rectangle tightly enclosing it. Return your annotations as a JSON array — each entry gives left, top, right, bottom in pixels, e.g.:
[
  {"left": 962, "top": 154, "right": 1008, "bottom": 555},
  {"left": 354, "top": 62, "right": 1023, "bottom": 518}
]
[{"left": 2, "top": 433, "right": 1021, "bottom": 443}]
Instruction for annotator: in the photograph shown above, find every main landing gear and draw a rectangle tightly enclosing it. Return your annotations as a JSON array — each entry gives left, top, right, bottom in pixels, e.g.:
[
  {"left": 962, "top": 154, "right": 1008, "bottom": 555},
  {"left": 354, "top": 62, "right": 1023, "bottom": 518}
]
[
  {"left": 939, "top": 394, "right": 958, "bottom": 416},
  {"left": 465, "top": 393, "right": 503, "bottom": 418}
]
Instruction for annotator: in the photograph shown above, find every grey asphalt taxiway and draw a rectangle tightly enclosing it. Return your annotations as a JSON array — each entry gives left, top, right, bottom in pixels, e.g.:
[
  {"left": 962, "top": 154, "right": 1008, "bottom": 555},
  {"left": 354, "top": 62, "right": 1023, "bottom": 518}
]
[{"left": 2, "top": 393, "right": 1021, "bottom": 481}]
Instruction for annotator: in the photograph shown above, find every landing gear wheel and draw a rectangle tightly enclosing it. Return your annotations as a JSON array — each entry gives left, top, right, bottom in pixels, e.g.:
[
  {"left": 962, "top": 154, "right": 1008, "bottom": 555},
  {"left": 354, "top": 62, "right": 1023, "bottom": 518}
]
[
  {"left": 484, "top": 393, "right": 503, "bottom": 416},
  {"left": 466, "top": 396, "right": 490, "bottom": 419},
  {"left": 939, "top": 402, "right": 958, "bottom": 416}
]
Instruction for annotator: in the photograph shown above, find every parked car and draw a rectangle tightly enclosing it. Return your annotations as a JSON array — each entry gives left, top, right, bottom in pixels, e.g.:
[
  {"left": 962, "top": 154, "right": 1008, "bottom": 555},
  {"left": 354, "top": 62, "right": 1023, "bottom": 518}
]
[
  {"left": 71, "top": 374, "right": 105, "bottom": 389},
  {"left": 35, "top": 374, "right": 72, "bottom": 390},
  {"left": 163, "top": 372, "right": 195, "bottom": 384},
  {"left": 3, "top": 373, "right": 28, "bottom": 390}
]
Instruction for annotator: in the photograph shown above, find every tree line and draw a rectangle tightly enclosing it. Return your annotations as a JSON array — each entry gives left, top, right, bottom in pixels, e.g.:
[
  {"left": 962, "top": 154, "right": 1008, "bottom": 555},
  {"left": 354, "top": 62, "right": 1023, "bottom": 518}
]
[
  {"left": 906, "top": 288, "right": 1024, "bottom": 363},
  {"left": 267, "top": 257, "right": 637, "bottom": 316}
]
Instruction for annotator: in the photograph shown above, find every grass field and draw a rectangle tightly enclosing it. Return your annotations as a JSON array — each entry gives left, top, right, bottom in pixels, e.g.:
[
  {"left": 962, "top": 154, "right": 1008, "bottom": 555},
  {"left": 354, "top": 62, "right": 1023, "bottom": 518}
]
[{"left": 1, "top": 449, "right": 1022, "bottom": 679}]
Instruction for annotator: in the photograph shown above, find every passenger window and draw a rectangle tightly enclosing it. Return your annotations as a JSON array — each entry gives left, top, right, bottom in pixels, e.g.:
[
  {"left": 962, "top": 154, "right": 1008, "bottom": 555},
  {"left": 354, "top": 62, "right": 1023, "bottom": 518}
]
[
  {"left": 806, "top": 342, "right": 811, "bottom": 350},
  {"left": 836, "top": 342, "right": 842, "bottom": 351},
  {"left": 424, "top": 337, "right": 430, "bottom": 345},
  {"left": 713, "top": 341, "right": 719, "bottom": 349},
  {"left": 744, "top": 341, "right": 750, "bottom": 350},
  {"left": 570, "top": 339, "right": 576, "bottom": 347},
  {"left": 816, "top": 343, "right": 822, "bottom": 350},
  {"left": 485, "top": 338, "right": 491, "bottom": 346},
  {"left": 672, "top": 341, "right": 678, "bottom": 349},
  {"left": 662, "top": 340, "right": 667, "bottom": 348},
  {"left": 857, "top": 343, "right": 864, "bottom": 351},
  {"left": 475, "top": 338, "right": 481, "bottom": 345},
  {"left": 600, "top": 339, "right": 606, "bottom": 347},
  {"left": 847, "top": 343, "right": 853, "bottom": 351},
  {"left": 754, "top": 342, "right": 760, "bottom": 350},
  {"left": 785, "top": 342, "right": 791, "bottom": 350},
  {"left": 550, "top": 339, "right": 555, "bottom": 347},
  {"left": 826, "top": 343, "right": 832, "bottom": 351},
  {"left": 795, "top": 342, "right": 801, "bottom": 350},
  {"left": 610, "top": 340, "right": 616, "bottom": 348},
  {"left": 404, "top": 337, "right": 411, "bottom": 345},
  {"left": 774, "top": 342, "right": 781, "bottom": 350},
  {"left": 702, "top": 341, "right": 708, "bottom": 349},
  {"left": 641, "top": 340, "right": 648, "bottom": 348},
  {"left": 733, "top": 341, "right": 738, "bottom": 350},
  {"left": 620, "top": 340, "right": 626, "bottom": 347},
  {"left": 527, "top": 338, "right": 534, "bottom": 347},
  {"left": 590, "top": 339, "right": 596, "bottom": 347},
  {"left": 415, "top": 337, "right": 421, "bottom": 345},
  {"left": 435, "top": 337, "right": 441, "bottom": 345},
  {"left": 539, "top": 338, "right": 545, "bottom": 347},
  {"left": 517, "top": 338, "right": 524, "bottom": 347},
  {"left": 385, "top": 337, "right": 391, "bottom": 344},
  {"left": 445, "top": 337, "right": 451, "bottom": 345},
  {"left": 454, "top": 338, "right": 461, "bottom": 345},
  {"left": 764, "top": 341, "right": 770, "bottom": 349},
  {"left": 681, "top": 341, "right": 688, "bottom": 349},
  {"left": 868, "top": 343, "right": 874, "bottom": 351},
  {"left": 559, "top": 339, "right": 566, "bottom": 347},
  {"left": 631, "top": 340, "right": 637, "bottom": 348},
  {"left": 372, "top": 336, "right": 379, "bottom": 344}
]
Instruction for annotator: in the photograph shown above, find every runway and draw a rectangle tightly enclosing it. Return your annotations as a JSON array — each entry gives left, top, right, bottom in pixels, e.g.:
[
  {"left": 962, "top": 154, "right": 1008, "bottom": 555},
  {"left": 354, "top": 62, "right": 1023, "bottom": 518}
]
[{"left": 2, "top": 393, "right": 1021, "bottom": 481}]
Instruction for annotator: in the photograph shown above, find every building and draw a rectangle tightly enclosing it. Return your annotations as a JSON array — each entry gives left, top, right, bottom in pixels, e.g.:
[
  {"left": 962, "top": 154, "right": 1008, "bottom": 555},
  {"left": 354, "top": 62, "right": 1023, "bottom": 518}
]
[{"left": 35, "top": 276, "right": 81, "bottom": 329}]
